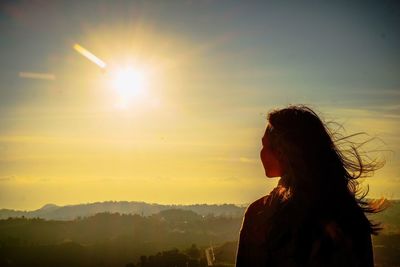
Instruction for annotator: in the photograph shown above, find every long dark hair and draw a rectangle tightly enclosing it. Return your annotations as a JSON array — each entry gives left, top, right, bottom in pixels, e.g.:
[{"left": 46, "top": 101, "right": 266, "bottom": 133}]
[{"left": 265, "top": 105, "right": 386, "bottom": 234}]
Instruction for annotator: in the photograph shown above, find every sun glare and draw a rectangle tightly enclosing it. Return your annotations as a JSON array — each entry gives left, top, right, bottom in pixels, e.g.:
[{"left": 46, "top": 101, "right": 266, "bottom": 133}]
[{"left": 110, "top": 67, "right": 148, "bottom": 108}]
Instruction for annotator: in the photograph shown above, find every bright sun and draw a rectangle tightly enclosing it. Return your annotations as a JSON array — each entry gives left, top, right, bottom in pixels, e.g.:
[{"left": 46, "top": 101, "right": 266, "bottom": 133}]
[{"left": 111, "top": 67, "right": 148, "bottom": 108}]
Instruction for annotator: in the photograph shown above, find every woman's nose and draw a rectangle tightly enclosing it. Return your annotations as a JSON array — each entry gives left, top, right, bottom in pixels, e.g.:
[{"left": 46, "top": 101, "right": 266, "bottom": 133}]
[{"left": 260, "top": 148, "right": 265, "bottom": 159}]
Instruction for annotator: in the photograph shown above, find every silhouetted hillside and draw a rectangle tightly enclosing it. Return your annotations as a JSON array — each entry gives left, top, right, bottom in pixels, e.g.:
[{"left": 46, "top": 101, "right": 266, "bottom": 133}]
[
  {"left": 0, "top": 209, "right": 242, "bottom": 267},
  {"left": 0, "top": 201, "right": 245, "bottom": 220},
  {"left": 0, "top": 207, "right": 399, "bottom": 267},
  {"left": 3, "top": 200, "right": 398, "bottom": 228}
]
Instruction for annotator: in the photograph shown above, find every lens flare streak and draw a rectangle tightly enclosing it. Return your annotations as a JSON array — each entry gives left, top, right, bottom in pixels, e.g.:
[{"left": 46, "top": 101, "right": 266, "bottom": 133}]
[{"left": 73, "top": 43, "right": 107, "bottom": 69}]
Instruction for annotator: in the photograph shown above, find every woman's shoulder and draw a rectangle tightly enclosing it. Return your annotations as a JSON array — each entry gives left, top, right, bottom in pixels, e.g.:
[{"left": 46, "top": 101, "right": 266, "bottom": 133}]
[
  {"left": 244, "top": 187, "right": 285, "bottom": 218},
  {"left": 244, "top": 195, "right": 268, "bottom": 217}
]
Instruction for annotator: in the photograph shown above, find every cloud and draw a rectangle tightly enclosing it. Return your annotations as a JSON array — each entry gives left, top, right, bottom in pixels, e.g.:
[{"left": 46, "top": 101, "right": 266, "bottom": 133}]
[
  {"left": 239, "top": 157, "right": 257, "bottom": 163},
  {"left": 19, "top": 72, "right": 56, "bottom": 81},
  {"left": 208, "top": 156, "right": 258, "bottom": 164},
  {"left": 0, "top": 175, "right": 16, "bottom": 182}
]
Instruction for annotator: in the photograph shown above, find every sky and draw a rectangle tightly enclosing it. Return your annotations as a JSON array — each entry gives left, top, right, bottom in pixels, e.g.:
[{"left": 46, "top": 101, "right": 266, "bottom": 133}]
[{"left": 0, "top": 0, "right": 399, "bottom": 210}]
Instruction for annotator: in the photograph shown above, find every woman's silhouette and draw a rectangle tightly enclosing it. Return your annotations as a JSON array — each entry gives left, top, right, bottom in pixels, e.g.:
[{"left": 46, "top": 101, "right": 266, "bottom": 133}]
[{"left": 235, "top": 105, "right": 385, "bottom": 267}]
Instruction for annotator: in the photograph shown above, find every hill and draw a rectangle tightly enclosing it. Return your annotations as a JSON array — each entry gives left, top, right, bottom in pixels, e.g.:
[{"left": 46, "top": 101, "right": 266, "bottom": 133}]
[
  {"left": 0, "top": 201, "right": 245, "bottom": 221},
  {"left": 0, "top": 207, "right": 399, "bottom": 267}
]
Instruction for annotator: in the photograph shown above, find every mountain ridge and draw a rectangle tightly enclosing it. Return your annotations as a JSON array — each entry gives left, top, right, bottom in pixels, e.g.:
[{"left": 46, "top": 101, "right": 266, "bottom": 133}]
[{"left": 0, "top": 200, "right": 246, "bottom": 220}]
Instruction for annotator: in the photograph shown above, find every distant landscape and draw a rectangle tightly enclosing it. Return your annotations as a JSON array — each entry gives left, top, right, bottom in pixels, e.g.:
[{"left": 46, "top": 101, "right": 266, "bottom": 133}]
[
  {"left": 0, "top": 201, "right": 245, "bottom": 221},
  {"left": 0, "top": 200, "right": 399, "bottom": 267}
]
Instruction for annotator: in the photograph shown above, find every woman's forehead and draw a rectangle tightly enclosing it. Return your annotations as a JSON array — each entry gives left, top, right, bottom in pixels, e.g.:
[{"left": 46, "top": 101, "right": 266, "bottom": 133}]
[
  {"left": 264, "top": 124, "right": 273, "bottom": 135},
  {"left": 262, "top": 131, "right": 269, "bottom": 145},
  {"left": 262, "top": 124, "right": 274, "bottom": 144}
]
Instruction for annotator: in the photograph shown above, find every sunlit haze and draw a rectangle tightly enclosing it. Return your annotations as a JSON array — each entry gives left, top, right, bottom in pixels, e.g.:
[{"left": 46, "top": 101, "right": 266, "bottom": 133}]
[{"left": 0, "top": 1, "right": 399, "bottom": 210}]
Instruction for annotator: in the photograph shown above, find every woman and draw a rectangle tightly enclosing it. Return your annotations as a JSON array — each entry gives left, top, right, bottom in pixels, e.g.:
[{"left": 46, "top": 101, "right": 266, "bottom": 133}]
[{"left": 235, "top": 105, "right": 385, "bottom": 267}]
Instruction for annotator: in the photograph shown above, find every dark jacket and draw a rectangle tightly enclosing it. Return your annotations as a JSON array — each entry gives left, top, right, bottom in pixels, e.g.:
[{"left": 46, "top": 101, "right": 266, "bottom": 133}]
[{"left": 235, "top": 186, "right": 374, "bottom": 267}]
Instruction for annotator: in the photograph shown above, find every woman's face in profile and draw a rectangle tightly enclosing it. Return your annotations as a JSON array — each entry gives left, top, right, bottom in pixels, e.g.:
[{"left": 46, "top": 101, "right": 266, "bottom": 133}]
[{"left": 260, "top": 127, "right": 283, "bottom": 178}]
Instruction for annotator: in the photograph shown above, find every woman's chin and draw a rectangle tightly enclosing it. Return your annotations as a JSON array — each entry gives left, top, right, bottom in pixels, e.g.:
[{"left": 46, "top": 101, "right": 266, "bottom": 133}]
[{"left": 265, "top": 172, "right": 280, "bottom": 178}]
